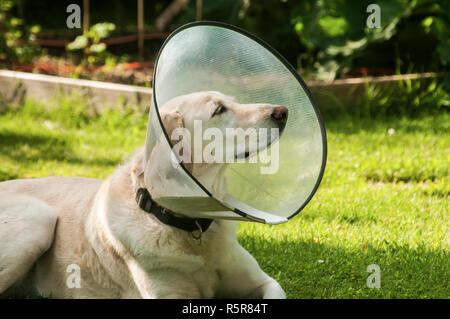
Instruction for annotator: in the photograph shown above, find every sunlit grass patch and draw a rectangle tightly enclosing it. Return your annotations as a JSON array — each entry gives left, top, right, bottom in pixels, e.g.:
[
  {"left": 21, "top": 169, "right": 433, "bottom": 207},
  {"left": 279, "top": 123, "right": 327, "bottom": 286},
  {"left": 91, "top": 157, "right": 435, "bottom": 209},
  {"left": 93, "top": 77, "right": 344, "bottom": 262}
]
[{"left": 0, "top": 88, "right": 448, "bottom": 298}]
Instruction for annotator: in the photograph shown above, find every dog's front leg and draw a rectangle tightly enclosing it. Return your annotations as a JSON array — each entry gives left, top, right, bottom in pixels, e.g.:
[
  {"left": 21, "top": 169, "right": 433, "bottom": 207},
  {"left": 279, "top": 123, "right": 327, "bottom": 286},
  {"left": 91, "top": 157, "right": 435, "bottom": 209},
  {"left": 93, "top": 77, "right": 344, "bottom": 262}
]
[
  {"left": 126, "top": 259, "right": 201, "bottom": 299},
  {"left": 216, "top": 243, "right": 286, "bottom": 299}
]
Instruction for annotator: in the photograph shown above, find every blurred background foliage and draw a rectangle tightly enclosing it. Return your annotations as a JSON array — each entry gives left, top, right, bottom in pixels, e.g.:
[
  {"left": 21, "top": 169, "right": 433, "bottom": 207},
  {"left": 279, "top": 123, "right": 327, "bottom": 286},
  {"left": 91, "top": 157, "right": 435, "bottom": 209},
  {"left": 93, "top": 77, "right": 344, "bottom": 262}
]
[
  {"left": 0, "top": 0, "right": 449, "bottom": 81},
  {"left": 0, "top": 0, "right": 41, "bottom": 64}
]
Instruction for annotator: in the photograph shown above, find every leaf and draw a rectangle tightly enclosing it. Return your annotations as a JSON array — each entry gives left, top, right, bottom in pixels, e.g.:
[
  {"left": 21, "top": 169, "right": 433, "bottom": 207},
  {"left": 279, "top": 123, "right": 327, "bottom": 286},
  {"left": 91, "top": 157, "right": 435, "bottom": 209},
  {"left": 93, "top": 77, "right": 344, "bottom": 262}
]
[
  {"left": 318, "top": 16, "right": 349, "bottom": 37},
  {"left": 327, "top": 38, "right": 368, "bottom": 57},
  {"left": 66, "top": 35, "right": 88, "bottom": 51},
  {"left": 312, "top": 59, "right": 339, "bottom": 82},
  {"left": 89, "top": 43, "right": 106, "bottom": 53},
  {"left": 10, "top": 17, "right": 22, "bottom": 27},
  {"left": 30, "top": 25, "right": 41, "bottom": 34},
  {"left": 89, "top": 22, "right": 116, "bottom": 41}
]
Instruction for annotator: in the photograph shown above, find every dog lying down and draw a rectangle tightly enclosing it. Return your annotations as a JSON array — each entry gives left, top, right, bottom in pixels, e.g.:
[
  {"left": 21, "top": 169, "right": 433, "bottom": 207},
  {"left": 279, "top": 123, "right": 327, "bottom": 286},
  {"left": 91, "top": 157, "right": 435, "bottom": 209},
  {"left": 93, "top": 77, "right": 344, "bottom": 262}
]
[{"left": 0, "top": 91, "right": 287, "bottom": 298}]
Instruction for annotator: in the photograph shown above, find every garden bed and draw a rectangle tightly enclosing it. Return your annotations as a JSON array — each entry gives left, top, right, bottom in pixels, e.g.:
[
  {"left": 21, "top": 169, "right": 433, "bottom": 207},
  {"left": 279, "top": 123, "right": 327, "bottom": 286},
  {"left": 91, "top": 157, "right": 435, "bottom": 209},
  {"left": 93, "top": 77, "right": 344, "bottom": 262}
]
[
  {"left": 7, "top": 55, "right": 155, "bottom": 86},
  {"left": 0, "top": 69, "right": 442, "bottom": 113}
]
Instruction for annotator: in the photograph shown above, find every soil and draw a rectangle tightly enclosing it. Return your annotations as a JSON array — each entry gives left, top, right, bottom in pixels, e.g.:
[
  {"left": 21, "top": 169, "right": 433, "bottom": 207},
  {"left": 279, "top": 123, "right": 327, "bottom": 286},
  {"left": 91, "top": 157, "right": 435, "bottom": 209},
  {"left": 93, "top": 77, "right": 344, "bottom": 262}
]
[{"left": 7, "top": 55, "right": 154, "bottom": 87}]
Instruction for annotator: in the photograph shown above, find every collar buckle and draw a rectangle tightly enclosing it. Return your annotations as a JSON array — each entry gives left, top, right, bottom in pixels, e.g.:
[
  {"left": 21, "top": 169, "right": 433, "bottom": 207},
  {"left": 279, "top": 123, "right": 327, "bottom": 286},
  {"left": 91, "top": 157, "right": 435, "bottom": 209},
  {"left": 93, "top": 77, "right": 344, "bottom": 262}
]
[{"left": 191, "top": 220, "right": 203, "bottom": 241}]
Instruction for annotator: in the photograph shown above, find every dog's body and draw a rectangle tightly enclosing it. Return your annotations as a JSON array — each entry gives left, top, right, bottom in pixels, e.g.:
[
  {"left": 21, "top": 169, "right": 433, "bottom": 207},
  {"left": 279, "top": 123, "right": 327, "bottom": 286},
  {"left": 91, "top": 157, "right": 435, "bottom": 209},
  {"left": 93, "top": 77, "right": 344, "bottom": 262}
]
[{"left": 0, "top": 92, "right": 287, "bottom": 298}]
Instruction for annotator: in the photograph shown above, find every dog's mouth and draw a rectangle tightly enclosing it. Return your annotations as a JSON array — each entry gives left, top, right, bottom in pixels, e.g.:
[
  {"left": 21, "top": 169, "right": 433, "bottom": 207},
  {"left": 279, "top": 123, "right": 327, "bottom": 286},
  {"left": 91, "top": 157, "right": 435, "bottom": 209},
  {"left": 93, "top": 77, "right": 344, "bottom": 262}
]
[{"left": 234, "top": 124, "right": 286, "bottom": 159}]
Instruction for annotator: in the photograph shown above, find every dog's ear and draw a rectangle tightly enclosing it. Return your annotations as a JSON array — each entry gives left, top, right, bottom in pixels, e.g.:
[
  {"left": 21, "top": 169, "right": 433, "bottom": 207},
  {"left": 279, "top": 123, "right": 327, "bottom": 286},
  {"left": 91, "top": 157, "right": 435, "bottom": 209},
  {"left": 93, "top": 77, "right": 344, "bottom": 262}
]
[
  {"left": 130, "top": 147, "right": 145, "bottom": 189},
  {"left": 161, "top": 111, "right": 185, "bottom": 144},
  {"left": 161, "top": 111, "right": 192, "bottom": 171}
]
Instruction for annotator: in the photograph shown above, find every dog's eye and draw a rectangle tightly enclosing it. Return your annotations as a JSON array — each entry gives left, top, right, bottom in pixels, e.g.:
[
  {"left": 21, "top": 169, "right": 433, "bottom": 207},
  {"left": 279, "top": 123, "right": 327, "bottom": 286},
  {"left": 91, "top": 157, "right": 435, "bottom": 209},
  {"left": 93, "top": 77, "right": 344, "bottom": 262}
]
[{"left": 213, "top": 104, "right": 227, "bottom": 116}]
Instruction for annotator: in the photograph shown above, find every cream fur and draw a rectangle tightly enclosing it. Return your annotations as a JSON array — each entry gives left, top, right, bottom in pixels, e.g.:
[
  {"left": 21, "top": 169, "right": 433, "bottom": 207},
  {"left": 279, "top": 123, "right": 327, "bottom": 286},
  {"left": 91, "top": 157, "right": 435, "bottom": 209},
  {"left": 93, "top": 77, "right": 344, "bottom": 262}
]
[{"left": 0, "top": 92, "right": 286, "bottom": 299}]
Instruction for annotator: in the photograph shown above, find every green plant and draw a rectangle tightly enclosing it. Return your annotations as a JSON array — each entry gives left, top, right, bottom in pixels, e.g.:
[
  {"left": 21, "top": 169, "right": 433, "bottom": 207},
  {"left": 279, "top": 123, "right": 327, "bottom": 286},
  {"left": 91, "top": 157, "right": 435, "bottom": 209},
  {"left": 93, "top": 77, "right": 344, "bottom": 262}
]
[
  {"left": 291, "top": 0, "right": 450, "bottom": 80},
  {"left": 0, "top": 0, "right": 41, "bottom": 65},
  {"left": 318, "top": 78, "right": 449, "bottom": 125},
  {"left": 66, "top": 22, "right": 116, "bottom": 66}
]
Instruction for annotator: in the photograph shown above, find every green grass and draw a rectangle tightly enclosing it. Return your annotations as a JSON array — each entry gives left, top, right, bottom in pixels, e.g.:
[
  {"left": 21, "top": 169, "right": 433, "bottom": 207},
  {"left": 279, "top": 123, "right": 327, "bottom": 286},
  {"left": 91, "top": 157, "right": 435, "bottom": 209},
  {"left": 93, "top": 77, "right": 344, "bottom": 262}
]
[
  {"left": 238, "top": 114, "right": 449, "bottom": 298},
  {"left": 0, "top": 86, "right": 448, "bottom": 298}
]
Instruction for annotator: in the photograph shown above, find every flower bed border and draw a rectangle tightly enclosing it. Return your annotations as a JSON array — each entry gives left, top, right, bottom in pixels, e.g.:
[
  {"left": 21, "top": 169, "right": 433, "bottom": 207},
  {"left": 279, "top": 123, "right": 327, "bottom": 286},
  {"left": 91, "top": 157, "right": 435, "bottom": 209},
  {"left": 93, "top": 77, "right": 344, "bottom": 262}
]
[{"left": 0, "top": 70, "right": 440, "bottom": 111}]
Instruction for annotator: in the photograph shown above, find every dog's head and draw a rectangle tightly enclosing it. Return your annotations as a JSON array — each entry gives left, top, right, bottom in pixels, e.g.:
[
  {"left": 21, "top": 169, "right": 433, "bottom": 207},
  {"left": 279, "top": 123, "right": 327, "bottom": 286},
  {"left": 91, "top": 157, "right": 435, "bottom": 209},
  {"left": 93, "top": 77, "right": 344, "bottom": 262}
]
[
  {"left": 161, "top": 91, "right": 287, "bottom": 159},
  {"left": 143, "top": 91, "right": 287, "bottom": 198}
]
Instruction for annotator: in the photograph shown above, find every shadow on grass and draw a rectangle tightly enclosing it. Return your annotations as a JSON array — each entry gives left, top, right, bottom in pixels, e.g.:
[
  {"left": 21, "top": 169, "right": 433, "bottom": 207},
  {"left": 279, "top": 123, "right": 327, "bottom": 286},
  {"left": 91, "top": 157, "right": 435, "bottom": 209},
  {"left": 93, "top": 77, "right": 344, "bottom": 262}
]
[
  {"left": 238, "top": 233, "right": 449, "bottom": 298},
  {"left": 299, "top": 209, "right": 378, "bottom": 225},
  {"left": 0, "top": 131, "right": 120, "bottom": 167}
]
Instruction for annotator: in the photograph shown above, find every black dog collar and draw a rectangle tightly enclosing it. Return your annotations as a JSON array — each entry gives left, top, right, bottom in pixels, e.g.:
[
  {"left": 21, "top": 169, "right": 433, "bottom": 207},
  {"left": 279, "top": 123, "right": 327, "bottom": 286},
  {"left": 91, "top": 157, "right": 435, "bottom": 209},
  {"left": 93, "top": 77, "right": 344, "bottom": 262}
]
[{"left": 135, "top": 188, "right": 213, "bottom": 237}]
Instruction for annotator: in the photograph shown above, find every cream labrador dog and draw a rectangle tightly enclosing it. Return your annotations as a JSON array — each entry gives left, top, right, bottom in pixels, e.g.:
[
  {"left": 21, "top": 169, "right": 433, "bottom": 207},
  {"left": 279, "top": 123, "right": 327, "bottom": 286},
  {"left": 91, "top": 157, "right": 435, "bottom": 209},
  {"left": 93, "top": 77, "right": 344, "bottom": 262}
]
[{"left": 0, "top": 91, "right": 288, "bottom": 299}]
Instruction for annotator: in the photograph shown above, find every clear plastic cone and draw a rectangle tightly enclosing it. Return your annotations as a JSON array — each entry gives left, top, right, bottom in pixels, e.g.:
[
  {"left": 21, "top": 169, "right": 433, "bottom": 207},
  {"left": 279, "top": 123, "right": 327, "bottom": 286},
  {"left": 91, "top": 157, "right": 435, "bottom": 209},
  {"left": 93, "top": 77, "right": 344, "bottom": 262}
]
[{"left": 144, "top": 22, "right": 327, "bottom": 224}]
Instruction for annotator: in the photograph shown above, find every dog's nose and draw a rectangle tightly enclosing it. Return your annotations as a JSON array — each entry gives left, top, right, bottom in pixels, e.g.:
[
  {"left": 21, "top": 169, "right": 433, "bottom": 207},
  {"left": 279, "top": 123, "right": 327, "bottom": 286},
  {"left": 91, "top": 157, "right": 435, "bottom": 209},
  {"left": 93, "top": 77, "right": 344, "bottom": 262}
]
[{"left": 271, "top": 106, "right": 288, "bottom": 126}]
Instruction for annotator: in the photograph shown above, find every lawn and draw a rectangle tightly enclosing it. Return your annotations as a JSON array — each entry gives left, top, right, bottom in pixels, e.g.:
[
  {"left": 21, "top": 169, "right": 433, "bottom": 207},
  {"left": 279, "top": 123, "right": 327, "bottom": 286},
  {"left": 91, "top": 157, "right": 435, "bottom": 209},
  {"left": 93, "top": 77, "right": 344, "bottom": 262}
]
[{"left": 0, "top": 87, "right": 448, "bottom": 298}]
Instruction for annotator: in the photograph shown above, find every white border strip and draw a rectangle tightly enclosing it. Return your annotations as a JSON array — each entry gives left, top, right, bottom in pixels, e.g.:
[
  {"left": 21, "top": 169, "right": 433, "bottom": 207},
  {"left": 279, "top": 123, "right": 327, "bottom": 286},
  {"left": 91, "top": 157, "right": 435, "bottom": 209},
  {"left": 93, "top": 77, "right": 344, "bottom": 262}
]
[{"left": 0, "top": 69, "right": 153, "bottom": 95}]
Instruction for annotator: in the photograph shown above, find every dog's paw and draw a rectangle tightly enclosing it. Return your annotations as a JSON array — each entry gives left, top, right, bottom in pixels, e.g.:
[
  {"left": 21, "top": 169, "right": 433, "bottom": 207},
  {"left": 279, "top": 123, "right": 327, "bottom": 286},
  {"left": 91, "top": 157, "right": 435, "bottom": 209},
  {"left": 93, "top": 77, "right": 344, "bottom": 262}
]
[{"left": 261, "top": 281, "right": 286, "bottom": 299}]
